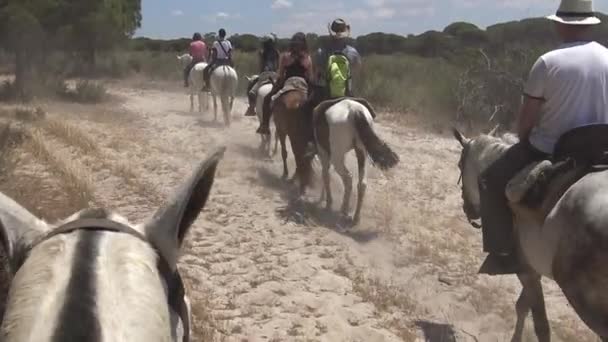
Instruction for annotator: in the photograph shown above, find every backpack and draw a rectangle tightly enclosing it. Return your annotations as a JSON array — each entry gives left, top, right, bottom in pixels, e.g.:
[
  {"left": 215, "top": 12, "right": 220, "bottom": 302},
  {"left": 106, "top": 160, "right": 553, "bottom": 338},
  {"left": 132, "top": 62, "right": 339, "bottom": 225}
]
[{"left": 326, "top": 51, "right": 351, "bottom": 98}]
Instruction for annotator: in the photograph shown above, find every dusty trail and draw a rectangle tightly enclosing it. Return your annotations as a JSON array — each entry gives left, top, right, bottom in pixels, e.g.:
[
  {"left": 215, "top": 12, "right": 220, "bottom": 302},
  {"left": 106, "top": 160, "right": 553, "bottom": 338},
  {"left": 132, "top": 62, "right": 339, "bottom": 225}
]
[{"left": 0, "top": 84, "right": 597, "bottom": 341}]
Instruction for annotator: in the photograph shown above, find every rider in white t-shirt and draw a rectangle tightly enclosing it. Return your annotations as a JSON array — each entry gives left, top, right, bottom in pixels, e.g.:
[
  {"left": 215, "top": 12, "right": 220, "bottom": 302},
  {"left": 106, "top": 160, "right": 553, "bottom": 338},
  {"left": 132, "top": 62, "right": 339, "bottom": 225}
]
[
  {"left": 212, "top": 39, "right": 233, "bottom": 60},
  {"left": 203, "top": 28, "right": 234, "bottom": 91},
  {"left": 477, "top": 0, "right": 608, "bottom": 275},
  {"left": 525, "top": 40, "right": 608, "bottom": 154}
]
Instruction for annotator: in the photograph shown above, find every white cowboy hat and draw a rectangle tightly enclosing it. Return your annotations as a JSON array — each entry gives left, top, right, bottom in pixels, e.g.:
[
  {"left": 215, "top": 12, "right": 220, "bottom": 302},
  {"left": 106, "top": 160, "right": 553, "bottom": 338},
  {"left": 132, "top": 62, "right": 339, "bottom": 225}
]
[
  {"left": 328, "top": 18, "right": 351, "bottom": 38},
  {"left": 546, "top": 0, "right": 601, "bottom": 25}
]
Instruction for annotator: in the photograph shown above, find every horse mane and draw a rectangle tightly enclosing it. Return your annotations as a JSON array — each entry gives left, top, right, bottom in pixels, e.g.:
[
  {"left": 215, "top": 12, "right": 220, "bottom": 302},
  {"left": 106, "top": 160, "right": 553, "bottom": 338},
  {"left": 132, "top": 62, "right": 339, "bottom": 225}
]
[{"left": 469, "top": 133, "right": 518, "bottom": 172}]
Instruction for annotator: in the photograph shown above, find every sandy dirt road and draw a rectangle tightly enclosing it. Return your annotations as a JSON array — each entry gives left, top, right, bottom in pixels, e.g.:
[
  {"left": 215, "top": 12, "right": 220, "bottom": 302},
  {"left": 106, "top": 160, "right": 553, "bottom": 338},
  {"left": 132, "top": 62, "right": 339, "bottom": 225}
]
[{"left": 0, "top": 84, "right": 597, "bottom": 341}]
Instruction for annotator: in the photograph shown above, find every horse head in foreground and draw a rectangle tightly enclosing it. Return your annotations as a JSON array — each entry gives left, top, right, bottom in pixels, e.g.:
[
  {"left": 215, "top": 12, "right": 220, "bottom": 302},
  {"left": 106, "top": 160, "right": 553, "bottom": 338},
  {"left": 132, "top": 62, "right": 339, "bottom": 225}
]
[
  {"left": 0, "top": 147, "right": 226, "bottom": 342},
  {"left": 453, "top": 126, "right": 608, "bottom": 341}
]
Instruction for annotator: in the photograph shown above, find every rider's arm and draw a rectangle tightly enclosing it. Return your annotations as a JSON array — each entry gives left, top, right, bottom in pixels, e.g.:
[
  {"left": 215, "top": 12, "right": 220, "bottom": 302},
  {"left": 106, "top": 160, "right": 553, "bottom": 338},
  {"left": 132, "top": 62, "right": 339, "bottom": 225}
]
[
  {"left": 277, "top": 54, "right": 287, "bottom": 80},
  {"left": 312, "top": 48, "right": 325, "bottom": 83},
  {"left": 258, "top": 50, "right": 264, "bottom": 72},
  {"left": 349, "top": 47, "right": 362, "bottom": 72},
  {"left": 517, "top": 96, "right": 543, "bottom": 141},
  {"left": 518, "top": 57, "right": 547, "bottom": 141},
  {"left": 304, "top": 55, "right": 314, "bottom": 81},
  {"left": 227, "top": 41, "right": 234, "bottom": 59}
]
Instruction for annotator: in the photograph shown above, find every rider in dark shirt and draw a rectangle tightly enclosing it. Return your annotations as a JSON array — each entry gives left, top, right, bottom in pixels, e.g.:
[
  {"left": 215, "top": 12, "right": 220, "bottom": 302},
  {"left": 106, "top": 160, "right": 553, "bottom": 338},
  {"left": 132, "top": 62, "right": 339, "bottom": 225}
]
[
  {"left": 245, "top": 36, "right": 281, "bottom": 116},
  {"left": 256, "top": 32, "right": 313, "bottom": 134}
]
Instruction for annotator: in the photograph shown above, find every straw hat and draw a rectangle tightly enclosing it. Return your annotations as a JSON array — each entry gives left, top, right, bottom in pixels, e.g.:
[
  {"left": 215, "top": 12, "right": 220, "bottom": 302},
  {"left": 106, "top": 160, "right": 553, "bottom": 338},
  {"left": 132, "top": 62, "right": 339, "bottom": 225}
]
[
  {"left": 546, "top": 0, "right": 600, "bottom": 25},
  {"left": 328, "top": 18, "right": 351, "bottom": 38}
]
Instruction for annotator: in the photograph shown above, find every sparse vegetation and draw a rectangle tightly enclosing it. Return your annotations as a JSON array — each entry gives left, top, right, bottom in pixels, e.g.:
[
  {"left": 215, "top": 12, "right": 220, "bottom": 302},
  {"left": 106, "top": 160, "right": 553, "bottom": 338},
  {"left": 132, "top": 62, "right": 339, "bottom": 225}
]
[
  {"left": 64, "top": 80, "right": 108, "bottom": 103},
  {"left": 24, "top": 129, "right": 95, "bottom": 209}
]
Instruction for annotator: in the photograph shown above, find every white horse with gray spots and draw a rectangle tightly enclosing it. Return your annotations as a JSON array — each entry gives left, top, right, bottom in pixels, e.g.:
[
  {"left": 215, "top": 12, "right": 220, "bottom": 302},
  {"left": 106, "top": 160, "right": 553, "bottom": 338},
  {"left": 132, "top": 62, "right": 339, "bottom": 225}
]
[
  {"left": 453, "top": 127, "right": 608, "bottom": 342},
  {"left": 177, "top": 54, "right": 209, "bottom": 113},
  {"left": 0, "top": 147, "right": 225, "bottom": 342},
  {"left": 313, "top": 99, "right": 399, "bottom": 224}
]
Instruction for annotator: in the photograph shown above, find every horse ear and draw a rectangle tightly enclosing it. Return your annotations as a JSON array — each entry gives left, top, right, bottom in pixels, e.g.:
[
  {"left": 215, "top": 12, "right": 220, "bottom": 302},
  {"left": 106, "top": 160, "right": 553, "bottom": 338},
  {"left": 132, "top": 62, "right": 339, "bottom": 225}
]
[
  {"left": 0, "top": 192, "right": 49, "bottom": 273},
  {"left": 452, "top": 128, "right": 468, "bottom": 147},
  {"left": 488, "top": 124, "right": 500, "bottom": 137},
  {"left": 144, "top": 147, "right": 225, "bottom": 269}
]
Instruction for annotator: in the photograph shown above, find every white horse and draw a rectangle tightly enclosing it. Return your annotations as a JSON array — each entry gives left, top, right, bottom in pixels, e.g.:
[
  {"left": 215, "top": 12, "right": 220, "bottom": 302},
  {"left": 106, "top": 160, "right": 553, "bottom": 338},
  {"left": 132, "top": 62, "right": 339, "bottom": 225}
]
[
  {"left": 0, "top": 147, "right": 226, "bottom": 342},
  {"left": 209, "top": 64, "right": 238, "bottom": 127},
  {"left": 246, "top": 75, "right": 278, "bottom": 157},
  {"left": 453, "top": 128, "right": 608, "bottom": 341},
  {"left": 313, "top": 99, "right": 399, "bottom": 224},
  {"left": 176, "top": 54, "right": 209, "bottom": 113}
]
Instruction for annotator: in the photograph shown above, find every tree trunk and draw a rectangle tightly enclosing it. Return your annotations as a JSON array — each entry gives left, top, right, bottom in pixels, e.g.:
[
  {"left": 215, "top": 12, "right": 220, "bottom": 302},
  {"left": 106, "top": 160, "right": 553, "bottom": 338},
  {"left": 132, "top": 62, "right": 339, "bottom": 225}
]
[
  {"left": 85, "top": 47, "right": 96, "bottom": 76},
  {"left": 14, "top": 49, "right": 29, "bottom": 100}
]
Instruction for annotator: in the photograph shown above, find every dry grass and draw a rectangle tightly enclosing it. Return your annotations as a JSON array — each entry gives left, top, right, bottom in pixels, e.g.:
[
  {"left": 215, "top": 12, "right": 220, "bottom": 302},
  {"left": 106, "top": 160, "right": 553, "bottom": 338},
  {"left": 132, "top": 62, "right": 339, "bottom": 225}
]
[
  {"left": 353, "top": 272, "right": 418, "bottom": 315},
  {"left": 24, "top": 129, "right": 95, "bottom": 208},
  {"left": 40, "top": 118, "right": 163, "bottom": 204},
  {"left": 43, "top": 119, "right": 99, "bottom": 154},
  {"left": 351, "top": 270, "right": 418, "bottom": 340}
]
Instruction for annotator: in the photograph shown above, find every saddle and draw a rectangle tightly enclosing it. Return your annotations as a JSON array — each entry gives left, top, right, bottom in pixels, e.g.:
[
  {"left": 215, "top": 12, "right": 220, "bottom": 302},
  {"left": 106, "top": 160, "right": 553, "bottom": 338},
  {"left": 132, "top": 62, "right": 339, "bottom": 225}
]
[
  {"left": 506, "top": 124, "right": 608, "bottom": 220},
  {"left": 313, "top": 97, "right": 378, "bottom": 120},
  {"left": 209, "top": 58, "right": 233, "bottom": 72},
  {"left": 271, "top": 77, "right": 308, "bottom": 106}
]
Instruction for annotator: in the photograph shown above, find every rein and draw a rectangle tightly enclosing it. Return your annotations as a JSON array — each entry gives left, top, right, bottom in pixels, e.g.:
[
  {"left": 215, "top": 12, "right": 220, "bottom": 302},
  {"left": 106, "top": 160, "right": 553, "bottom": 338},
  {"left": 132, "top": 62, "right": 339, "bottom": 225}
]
[
  {"left": 24, "top": 218, "right": 190, "bottom": 342},
  {"left": 457, "top": 145, "right": 482, "bottom": 229}
]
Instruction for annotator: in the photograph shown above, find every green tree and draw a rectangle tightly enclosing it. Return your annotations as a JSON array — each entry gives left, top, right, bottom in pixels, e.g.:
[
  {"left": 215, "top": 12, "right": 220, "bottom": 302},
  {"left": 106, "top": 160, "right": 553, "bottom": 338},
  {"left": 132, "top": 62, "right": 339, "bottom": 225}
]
[
  {"left": 59, "top": 0, "right": 141, "bottom": 72},
  {"left": 0, "top": 0, "right": 65, "bottom": 98}
]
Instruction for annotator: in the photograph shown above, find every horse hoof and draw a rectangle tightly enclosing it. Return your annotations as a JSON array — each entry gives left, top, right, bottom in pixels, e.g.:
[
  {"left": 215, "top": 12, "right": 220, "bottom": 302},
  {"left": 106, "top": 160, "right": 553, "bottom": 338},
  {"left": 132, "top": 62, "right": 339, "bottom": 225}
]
[{"left": 337, "top": 215, "right": 354, "bottom": 229}]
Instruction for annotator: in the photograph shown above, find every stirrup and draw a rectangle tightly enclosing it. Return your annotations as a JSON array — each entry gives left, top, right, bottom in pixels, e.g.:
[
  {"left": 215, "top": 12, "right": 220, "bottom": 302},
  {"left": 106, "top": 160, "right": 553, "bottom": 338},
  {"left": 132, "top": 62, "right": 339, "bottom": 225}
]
[
  {"left": 257, "top": 125, "right": 270, "bottom": 135},
  {"left": 244, "top": 107, "right": 255, "bottom": 116}
]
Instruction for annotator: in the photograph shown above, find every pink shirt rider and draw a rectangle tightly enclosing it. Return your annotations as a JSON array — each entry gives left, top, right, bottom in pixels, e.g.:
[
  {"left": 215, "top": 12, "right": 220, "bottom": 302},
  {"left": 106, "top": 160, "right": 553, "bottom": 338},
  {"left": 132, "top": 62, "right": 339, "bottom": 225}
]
[{"left": 190, "top": 41, "right": 207, "bottom": 62}]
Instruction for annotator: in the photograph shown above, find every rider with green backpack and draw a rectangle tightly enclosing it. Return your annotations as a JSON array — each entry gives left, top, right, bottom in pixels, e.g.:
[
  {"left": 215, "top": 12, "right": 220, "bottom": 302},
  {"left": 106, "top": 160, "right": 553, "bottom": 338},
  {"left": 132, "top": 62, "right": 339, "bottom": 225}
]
[
  {"left": 314, "top": 19, "right": 362, "bottom": 99},
  {"left": 255, "top": 19, "right": 362, "bottom": 156}
]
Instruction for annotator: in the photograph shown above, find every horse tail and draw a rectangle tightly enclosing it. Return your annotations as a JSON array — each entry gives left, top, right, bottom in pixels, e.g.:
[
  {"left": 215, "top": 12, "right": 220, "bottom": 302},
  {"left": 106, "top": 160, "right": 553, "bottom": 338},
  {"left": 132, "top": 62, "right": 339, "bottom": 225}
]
[{"left": 353, "top": 109, "right": 399, "bottom": 170}]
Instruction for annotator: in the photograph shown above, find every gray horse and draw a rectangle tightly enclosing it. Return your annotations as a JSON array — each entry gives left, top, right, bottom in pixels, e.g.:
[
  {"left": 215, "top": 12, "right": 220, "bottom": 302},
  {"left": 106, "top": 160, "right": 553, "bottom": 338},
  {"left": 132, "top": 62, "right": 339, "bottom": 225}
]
[
  {"left": 453, "top": 128, "right": 608, "bottom": 342},
  {"left": 0, "top": 147, "right": 225, "bottom": 342}
]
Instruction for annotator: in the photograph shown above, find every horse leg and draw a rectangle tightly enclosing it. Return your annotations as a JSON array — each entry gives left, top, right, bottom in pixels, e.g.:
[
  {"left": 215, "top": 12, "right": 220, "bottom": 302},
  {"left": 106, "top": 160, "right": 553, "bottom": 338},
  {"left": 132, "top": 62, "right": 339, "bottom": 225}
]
[
  {"left": 213, "top": 94, "right": 218, "bottom": 122},
  {"left": 319, "top": 148, "right": 332, "bottom": 210},
  {"left": 266, "top": 130, "right": 273, "bottom": 158},
  {"left": 198, "top": 92, "right": 203, "bottom": 113},
  {"left": 221, "top": 95, "right": 230, "bottom": 127},
  {"left": 353, "top": 147, "right": 367, "bottom": 224},
  {"left": 511, "top": 272, "right": 550, "bottom": 342},
  {"left": 332, "top": 154, "right": 352, "bottom": 217},
  {"left": 190, "top": 94, "right": 194, "bottom": 112},
  {"left": 279, "top": 131, "right": 288, "bottom": 179},
  {"left": 273, "top": 129, "right": 279, "bottom": 157}
]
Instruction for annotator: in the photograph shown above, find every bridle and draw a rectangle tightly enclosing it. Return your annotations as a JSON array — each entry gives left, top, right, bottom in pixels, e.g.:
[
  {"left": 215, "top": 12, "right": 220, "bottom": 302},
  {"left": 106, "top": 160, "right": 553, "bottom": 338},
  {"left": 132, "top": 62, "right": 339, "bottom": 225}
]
[
  {"left": 19, "top": 218, "right": 190, "bottom": 342},
  {"left": 457, "top": 144, "right": 482, "bottom": 229}
]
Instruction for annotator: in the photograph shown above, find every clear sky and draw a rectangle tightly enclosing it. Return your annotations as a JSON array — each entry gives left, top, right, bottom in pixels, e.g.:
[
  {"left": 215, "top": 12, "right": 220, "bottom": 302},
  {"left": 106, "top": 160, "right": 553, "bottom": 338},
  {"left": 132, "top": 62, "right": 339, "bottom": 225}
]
[{"left": 136, "top": 0, "right": 608, "bottom": 39}]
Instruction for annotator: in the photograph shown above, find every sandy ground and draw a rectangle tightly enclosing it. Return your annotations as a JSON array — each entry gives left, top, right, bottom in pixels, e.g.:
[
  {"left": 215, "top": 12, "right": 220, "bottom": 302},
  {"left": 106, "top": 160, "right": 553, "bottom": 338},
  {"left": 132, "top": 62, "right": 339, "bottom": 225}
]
[{"left": 0, "top": 83, "right": 599, "bottom": 341}]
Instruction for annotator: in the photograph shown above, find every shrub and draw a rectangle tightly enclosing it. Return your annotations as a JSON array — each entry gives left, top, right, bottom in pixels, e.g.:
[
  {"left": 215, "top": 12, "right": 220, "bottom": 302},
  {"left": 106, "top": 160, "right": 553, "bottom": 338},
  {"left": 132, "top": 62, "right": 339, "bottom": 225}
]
[{"left": 72, "top": 80, "right": 108, "bottom": 103}]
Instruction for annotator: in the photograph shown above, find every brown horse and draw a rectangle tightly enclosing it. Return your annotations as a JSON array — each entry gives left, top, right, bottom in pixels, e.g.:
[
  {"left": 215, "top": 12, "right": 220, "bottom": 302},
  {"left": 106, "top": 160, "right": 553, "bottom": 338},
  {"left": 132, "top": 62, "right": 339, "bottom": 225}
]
[{"left": 272, "top": 77, "right": 314, "bottom": 196}]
